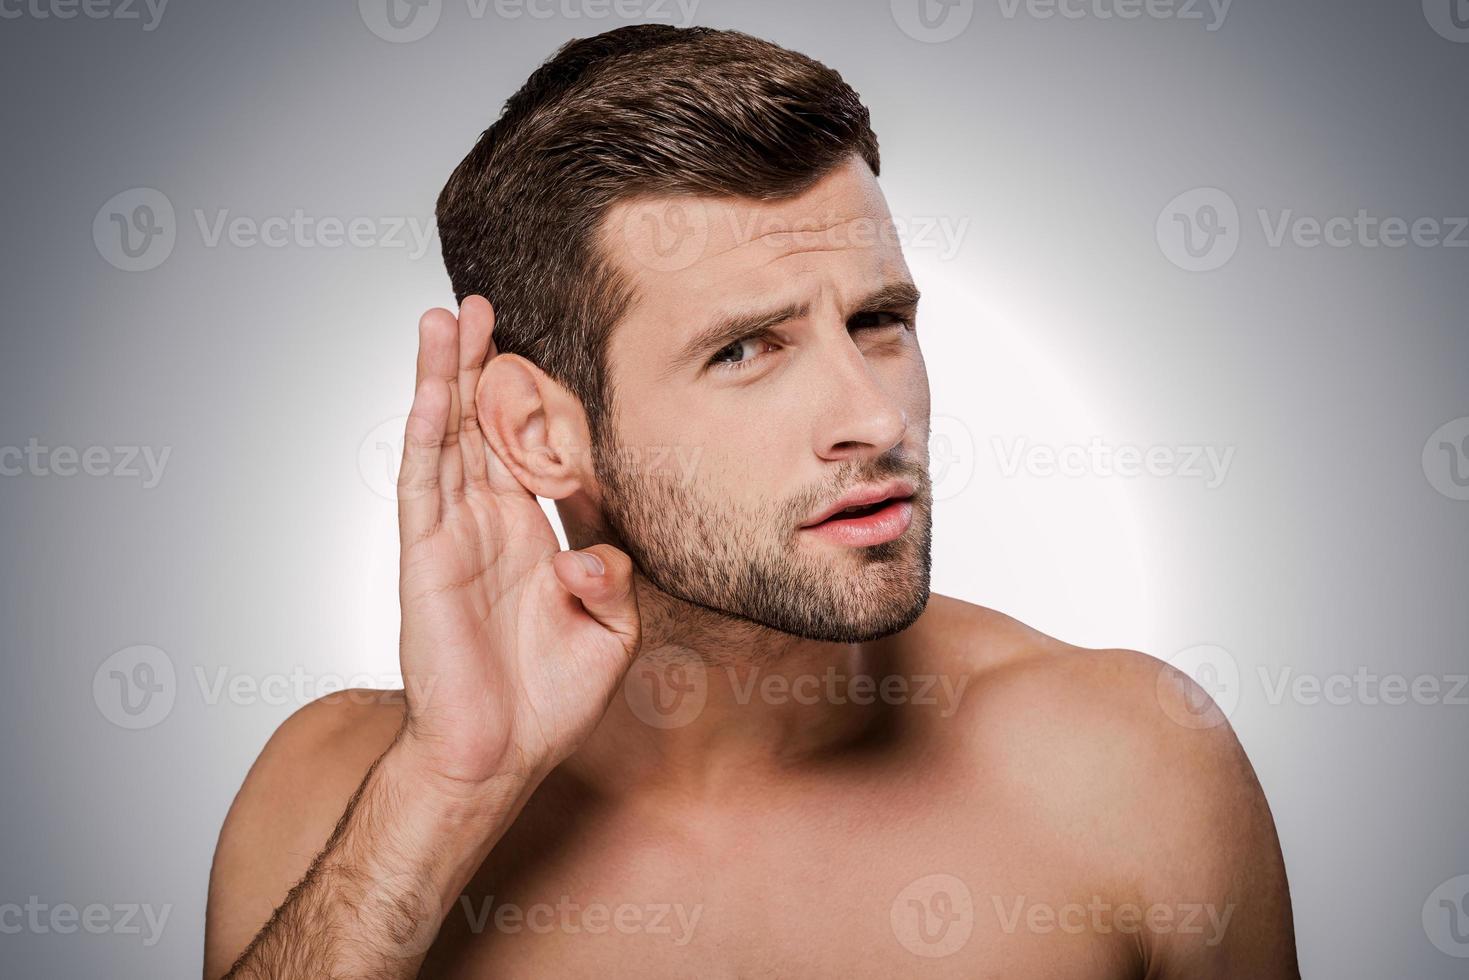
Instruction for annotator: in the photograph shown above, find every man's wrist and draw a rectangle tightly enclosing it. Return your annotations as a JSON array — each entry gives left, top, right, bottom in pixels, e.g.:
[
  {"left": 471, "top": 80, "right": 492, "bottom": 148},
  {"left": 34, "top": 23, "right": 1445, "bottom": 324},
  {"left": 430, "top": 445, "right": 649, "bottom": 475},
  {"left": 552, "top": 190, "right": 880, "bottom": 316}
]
[
  {"left": 313, "top": 736, "right": 538, "bottom": 929},
  {"left": 382, "top": 729, "right": 543, "bottom": 827}
]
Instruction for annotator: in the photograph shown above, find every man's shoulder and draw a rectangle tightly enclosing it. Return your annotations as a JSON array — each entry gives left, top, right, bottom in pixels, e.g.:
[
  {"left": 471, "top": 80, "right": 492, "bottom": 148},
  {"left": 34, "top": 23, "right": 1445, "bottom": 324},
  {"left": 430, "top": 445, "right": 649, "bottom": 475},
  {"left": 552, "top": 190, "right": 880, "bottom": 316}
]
[
  {"left": 203, "top": 689, "right": 406, "bottom": 977},
  {"left": 911, "top": 593, "right": 1263, "bottom": 837},
  {"left": 223, "top": 688, "right": 408, "bottom": 822},
  {"left": 913, "top": 592, "right": 1227, "bottom": 727},
  {"left": 211, "top": 687, "right": 407, "bottom": 857},
  {"left": 903, "top": 596, "right": 1296, "bottom": 974}
]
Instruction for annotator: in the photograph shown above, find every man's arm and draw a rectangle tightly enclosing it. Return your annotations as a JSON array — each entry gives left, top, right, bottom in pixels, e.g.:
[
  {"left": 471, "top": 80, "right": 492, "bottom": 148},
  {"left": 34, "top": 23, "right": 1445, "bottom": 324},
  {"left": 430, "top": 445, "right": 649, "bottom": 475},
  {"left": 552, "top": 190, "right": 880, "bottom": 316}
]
[
  {"left": 1141, "top": 653, "right": 1300, "bottom": 978},
  {"left": 205, "top": 297, "right": 643, "bottom": 977},
  {"left": 959, "top": 637, "right": 1300, "bottom": 978},
  {"left": 203, "top": 693, "right": 400, "bottom": 978},
  {"left": 1030, "top": 647, "right": 1299, "bottom": 977},
  {"left": 207, "top": 704, "right": 534, "bottom": 979}
]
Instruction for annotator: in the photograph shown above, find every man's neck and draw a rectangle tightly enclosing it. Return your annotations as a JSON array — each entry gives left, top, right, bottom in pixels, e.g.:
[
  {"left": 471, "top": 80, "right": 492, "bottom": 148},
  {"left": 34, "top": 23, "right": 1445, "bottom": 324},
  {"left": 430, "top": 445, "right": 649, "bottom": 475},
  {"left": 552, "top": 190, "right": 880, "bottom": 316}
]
[{"left": 559, "top": 576, "right": 902, "bottom": 801}]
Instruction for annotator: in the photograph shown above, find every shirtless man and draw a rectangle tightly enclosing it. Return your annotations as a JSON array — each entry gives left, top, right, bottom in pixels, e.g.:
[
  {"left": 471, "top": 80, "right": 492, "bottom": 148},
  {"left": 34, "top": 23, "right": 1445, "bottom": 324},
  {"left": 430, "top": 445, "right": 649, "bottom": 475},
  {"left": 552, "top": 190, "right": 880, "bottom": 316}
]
[{"left": 204, "top": 24, "right": 1298, "bottom": 979}]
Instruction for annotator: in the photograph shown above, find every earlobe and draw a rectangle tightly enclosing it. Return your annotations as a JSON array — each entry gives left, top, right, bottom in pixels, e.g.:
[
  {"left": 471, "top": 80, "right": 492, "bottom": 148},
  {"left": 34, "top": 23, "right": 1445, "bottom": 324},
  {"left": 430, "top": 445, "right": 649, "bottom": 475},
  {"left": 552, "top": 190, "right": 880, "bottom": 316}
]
[{"left": 476, "top": 355, "right": 587, "bottom": 500}]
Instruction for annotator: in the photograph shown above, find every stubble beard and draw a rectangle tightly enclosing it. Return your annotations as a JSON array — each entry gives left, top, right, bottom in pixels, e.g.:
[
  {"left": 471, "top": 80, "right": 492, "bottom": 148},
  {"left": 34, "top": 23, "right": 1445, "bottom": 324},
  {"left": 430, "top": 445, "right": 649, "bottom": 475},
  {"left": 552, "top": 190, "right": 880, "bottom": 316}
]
[{"left": 592, "top": 427, "right": 934, "bottom": 648}]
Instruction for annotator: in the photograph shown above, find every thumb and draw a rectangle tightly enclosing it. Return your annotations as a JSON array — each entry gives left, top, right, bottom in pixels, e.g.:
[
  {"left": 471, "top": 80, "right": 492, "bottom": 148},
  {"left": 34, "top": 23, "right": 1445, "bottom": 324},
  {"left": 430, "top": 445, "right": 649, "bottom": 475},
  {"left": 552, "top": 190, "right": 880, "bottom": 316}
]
[{"left": 551, "top": 544, "right": 641, "bottom": 657}]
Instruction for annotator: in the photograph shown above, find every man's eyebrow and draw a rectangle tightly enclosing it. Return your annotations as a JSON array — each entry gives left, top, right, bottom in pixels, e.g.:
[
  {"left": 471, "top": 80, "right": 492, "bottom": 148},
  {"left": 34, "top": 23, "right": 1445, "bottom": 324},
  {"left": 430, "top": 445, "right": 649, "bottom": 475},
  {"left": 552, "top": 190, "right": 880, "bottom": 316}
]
[
  {"left": 666, "top": 279, "right": 922, "bottom": 373},
  {"left": 857, "top": 280, "right": 922, "bottom": 316},
  {"left": 665, "top": 300, "right": 811, "bottom": 375}
]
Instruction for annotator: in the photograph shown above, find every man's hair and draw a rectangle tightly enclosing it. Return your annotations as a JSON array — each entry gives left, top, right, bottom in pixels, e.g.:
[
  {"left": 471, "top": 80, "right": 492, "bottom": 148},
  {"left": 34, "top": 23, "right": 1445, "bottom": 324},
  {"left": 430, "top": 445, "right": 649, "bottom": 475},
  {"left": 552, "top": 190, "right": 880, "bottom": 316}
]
[{"left": 435, "top": 24, "right": 880, "bottom": 439}]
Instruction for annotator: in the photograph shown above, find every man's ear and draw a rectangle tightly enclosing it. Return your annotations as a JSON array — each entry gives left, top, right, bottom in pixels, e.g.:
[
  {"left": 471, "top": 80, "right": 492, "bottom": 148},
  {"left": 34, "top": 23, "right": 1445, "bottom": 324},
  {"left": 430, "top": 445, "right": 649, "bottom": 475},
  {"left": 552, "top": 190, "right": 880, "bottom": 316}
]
[{"left": 475, "top": 354, "right": 591, "bottom": 499}]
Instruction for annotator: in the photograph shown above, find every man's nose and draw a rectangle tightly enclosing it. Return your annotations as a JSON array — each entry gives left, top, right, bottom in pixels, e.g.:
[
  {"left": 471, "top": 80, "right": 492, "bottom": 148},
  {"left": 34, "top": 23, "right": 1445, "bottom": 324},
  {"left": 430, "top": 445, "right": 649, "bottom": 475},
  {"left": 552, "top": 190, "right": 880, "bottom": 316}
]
[{"left": 810, "top": 336, "right": 909, "bottom": 462}]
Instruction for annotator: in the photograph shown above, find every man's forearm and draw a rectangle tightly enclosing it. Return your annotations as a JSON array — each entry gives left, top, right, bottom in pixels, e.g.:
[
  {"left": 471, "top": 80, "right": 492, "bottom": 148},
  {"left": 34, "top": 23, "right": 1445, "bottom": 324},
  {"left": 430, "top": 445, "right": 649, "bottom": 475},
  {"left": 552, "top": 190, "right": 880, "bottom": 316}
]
[{"left": 222, "top": 737, "right": 535, "bottom": 979}]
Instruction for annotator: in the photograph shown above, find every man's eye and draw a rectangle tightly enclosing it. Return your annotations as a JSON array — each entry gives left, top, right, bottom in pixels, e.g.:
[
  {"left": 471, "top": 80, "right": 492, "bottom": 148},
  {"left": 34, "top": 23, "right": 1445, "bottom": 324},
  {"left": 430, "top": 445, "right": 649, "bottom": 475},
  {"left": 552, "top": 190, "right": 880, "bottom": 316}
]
[
  {"left": 850, "top": 311, "right": 912, "bottom": 331},
  {"left": 706, "top": 314, "right": 911, "bottom": 375},
  {"left": 709, "top": 336, "right": 769, "bottom": 372}
]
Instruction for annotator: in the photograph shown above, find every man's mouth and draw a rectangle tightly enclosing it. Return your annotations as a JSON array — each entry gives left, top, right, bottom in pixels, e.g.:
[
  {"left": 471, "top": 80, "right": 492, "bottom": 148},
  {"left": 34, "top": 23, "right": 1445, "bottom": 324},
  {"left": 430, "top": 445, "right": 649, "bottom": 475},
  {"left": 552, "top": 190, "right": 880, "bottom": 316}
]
[
  {"left": 800, "top": 480, "right": 917, "bottom": 528},
  {"left": 800, "top": 495, "right": 914, "bottom": 546},
  {"left": 816, "top": 498, "right": 898, "bottom": 522}
]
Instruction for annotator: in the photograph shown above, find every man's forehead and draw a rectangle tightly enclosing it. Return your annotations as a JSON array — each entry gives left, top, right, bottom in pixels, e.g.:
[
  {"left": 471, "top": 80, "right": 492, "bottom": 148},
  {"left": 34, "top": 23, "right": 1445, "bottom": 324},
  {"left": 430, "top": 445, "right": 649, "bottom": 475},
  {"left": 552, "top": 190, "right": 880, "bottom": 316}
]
[{"left": 603, "top": 157, "right": 896, "bottom": 275}]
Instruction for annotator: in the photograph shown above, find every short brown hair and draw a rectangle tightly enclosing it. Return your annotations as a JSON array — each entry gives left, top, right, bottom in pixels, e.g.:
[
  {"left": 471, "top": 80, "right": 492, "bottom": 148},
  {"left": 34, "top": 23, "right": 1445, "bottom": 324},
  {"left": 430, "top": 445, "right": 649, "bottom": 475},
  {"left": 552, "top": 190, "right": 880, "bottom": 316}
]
[{"left": 435, "top": 24, "right": 880, "bottom": 439}]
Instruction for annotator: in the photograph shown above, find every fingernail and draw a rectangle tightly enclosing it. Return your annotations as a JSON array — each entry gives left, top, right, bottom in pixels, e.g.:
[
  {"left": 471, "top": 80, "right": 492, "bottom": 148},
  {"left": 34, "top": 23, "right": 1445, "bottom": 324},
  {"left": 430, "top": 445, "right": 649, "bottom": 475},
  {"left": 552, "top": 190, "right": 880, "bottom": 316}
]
[{"left": 574, "top": 551, "right": 604, "bottom": 576}]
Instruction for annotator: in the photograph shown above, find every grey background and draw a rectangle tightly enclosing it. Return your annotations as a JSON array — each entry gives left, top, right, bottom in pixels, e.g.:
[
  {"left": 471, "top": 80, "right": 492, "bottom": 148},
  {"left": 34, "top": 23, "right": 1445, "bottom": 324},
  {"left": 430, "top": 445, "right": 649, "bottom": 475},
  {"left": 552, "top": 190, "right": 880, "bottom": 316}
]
[{"left": 1, "top": 0, "right": 1466, "bottom": 976}]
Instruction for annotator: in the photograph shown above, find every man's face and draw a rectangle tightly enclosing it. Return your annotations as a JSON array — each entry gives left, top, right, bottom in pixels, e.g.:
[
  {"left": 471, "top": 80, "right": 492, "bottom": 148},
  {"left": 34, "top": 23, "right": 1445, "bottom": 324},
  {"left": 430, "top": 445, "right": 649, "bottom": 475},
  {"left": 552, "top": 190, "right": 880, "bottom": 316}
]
[{"left": 592, "top": 156, "right": 932, "bottom": 644}]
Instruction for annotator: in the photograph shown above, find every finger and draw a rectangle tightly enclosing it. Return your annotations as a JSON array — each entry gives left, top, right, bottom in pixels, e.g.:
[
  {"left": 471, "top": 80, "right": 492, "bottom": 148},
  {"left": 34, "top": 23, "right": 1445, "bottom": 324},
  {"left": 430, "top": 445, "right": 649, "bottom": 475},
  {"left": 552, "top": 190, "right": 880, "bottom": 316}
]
[
  {"left": 398, "top": 376, "right": 451, "bottom": 541},
  {"left": 415, "top": 307, "right": 458, "bottom": 388},
  {"left": 417, "top": 308, "right": 464, "bottom": 500},
  {"left": 550, "top": 545, "right": 642, "bottom": 662},
  {"left": 456, "top": 296, "right": 495, "bottom": 489}
]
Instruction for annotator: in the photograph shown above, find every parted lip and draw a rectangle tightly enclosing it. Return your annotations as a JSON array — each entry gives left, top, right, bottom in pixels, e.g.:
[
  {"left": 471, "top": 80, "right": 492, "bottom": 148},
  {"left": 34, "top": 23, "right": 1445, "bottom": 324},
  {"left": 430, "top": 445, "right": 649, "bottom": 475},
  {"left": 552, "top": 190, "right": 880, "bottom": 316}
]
[{"left": 799, "top": 480, "right": 916, "bottom": 528}]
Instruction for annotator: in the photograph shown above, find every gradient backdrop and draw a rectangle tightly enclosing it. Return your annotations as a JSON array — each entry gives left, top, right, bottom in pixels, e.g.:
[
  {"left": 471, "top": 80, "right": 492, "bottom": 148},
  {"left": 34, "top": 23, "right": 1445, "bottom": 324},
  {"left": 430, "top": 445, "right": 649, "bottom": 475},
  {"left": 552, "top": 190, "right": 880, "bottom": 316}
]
[{"left": 1, "top": 0, "right": 1466, "bottom": 976}]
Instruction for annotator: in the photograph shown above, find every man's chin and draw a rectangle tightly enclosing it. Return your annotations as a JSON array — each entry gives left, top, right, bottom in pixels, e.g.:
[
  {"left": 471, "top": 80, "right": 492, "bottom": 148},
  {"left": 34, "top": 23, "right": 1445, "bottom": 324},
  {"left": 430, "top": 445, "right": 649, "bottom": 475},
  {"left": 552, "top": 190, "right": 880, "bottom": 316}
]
[
  {"left": 738, "top": 582, "right": 933, "bottom": 645},
  {"left": 812, "top": 586, "right": 932, "bottom": 644},
  {"left": 640, "top": 566, "right": 931, "bottom": 646}
]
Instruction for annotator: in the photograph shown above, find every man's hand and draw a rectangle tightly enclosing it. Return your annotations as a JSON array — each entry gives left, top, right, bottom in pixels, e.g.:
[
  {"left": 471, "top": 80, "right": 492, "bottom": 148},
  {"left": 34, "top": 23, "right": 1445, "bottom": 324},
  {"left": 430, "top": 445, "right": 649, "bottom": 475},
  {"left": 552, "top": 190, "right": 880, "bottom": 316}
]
[
  {"left": 394, "top": 294, "right": 642, "bottom": 788},
  {"left": 208, "top": 297, "right": 642, "bottom": 978}
]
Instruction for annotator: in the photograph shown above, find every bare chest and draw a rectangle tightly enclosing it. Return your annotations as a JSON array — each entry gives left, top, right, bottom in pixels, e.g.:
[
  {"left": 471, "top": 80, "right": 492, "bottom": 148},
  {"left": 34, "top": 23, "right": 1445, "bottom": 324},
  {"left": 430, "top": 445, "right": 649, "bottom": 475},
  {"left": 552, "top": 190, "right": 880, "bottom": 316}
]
[{"left": 419, "top": 792, "right": 1141, "bottom": 979}]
